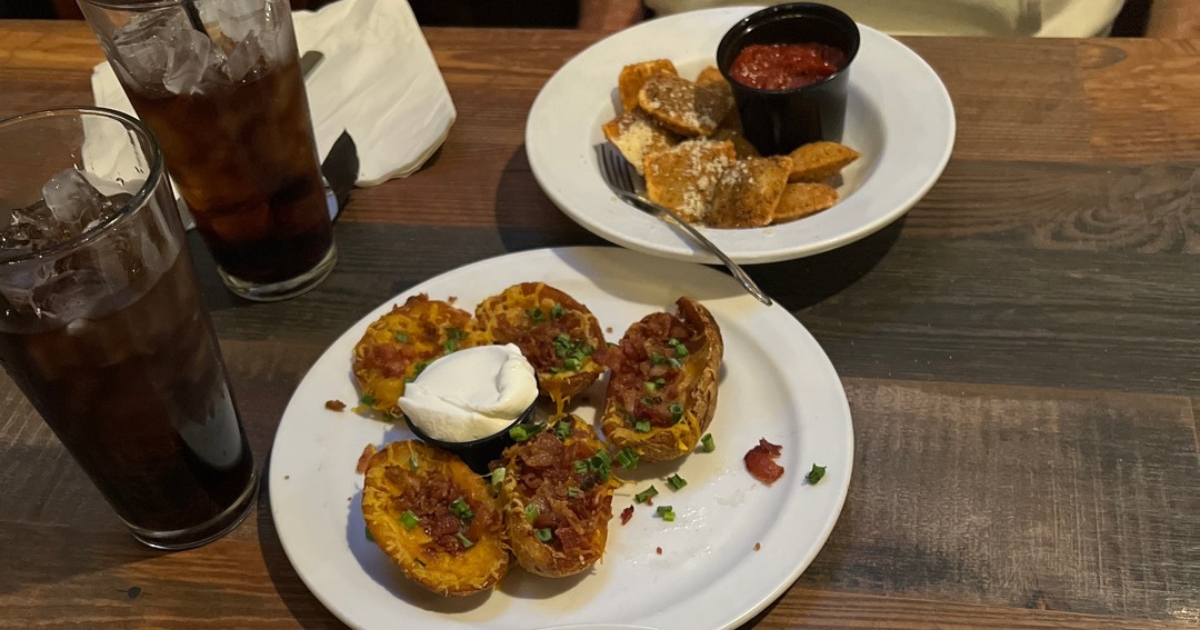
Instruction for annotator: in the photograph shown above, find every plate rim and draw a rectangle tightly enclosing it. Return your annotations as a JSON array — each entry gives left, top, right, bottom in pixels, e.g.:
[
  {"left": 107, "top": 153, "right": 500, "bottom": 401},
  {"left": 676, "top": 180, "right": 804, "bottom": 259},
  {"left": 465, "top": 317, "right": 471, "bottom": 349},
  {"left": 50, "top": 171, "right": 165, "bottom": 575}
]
[
  {"left": 267, "top": 246, "right": 854, "bottom": 630},
  {"left": 525, "top": 6, "right": 956, "bottom": 265}
]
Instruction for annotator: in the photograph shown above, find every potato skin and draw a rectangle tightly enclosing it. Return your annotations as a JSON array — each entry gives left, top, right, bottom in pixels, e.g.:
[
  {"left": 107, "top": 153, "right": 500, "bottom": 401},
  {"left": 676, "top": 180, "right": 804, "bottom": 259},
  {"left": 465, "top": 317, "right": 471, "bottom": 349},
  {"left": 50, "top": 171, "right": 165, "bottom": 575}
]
[
  {"left": 361, "top": 441, "right": 509, "bottom": 596},
  {"left": 600, "top": 297, "right": 723, "bottom": 462},
  {"left": 352, "top": 294, "right": 486, "bottom": 416},
  {"left": 474, "top": 282, "right": 608, "bottom": 408},
  {"left": 499, "top": 420, "right": 614, "bottom": 577}
]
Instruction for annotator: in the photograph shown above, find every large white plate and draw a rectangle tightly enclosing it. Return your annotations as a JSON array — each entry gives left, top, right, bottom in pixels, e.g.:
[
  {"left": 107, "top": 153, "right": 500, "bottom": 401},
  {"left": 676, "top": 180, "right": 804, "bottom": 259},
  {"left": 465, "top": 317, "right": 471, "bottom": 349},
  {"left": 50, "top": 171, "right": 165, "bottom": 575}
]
[
  {"left": 269, "top": 247, "right": 853, "bottom": 630},
  {"left": 526, "top": 7, "right": 955, "bottom": 265}
]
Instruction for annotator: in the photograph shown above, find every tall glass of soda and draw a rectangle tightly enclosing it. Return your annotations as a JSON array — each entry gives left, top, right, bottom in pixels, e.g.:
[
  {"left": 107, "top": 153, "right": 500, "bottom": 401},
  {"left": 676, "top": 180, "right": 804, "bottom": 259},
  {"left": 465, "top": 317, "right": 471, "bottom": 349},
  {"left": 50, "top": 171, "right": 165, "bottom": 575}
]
[
  {"left": 78, "top": 0, "right": 337, "bottom": 301},
  {"left": 0, "top": 107, "right": 257, "bottom": 549}
]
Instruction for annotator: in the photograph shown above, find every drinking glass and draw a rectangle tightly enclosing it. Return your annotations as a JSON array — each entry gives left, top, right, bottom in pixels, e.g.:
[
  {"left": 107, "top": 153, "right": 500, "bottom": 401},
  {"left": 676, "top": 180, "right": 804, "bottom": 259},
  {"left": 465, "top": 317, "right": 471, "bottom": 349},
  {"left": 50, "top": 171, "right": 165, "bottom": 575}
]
[
  {"left": 78, "top": 0, "right": 337, "bottom": 301},
  {"left": 0, "top": 107, "right": 257, "bottom": 549}
]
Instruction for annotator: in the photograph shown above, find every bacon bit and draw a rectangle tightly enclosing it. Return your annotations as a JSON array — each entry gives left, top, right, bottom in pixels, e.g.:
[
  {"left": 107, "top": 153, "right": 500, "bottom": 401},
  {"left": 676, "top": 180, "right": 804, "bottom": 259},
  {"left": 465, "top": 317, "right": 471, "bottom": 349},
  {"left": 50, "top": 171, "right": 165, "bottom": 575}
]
[
  {"left": 754, "top": 542, "right": 761, "bottom": 551},
  {"left": 325, "top": 399, "right": 347, "bottom": 411},
  {"left": 656, "top": 547, "right": 663, "bottom": 555},
  {"left": 620, "top": 505, "right": 634, "bottom": 525},
  {"left": 606, "top": 327, "right": 613, "bottom": 333},
  {"left": 356, "top": 444, "right": 378, "bottom": 474},
  {"left": 284, "top": 475, "right": 291, "bottom": 480},
  {"left": 744, "top": 438, "right": 785, "bottom": 485},
  {"left": 448, "top": 296, "right": 458, "bottom": 304}
]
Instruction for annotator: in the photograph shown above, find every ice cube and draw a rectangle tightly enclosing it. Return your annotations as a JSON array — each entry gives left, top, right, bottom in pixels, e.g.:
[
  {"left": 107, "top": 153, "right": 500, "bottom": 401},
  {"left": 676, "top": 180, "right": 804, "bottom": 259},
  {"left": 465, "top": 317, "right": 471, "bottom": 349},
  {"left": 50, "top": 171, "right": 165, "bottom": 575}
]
[
  {"left": 41, "top": 169, "right": 116, "bottom": 236},
  {"left": 112, "top": 10, "right": 188, "bottom": 88},
  {"left": 1, "top": 200, "right": 63, "bottom": 255},
  {"left": 164, "top": 28, "right": 215, "bottom": 95},
  {"left": 217, "top": 0, "right": 266, "bottom": 44},
  {"left": 224, "top": 36, "right": 266, "bottom": 82}
]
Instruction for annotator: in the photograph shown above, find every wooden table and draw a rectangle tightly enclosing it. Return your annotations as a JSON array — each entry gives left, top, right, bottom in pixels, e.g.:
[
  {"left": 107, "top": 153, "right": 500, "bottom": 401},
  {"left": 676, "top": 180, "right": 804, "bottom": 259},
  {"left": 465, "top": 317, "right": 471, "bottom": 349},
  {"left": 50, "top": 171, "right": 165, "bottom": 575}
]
[{"left": 2, "top": 19, "right": 1198, "bottom": 630}]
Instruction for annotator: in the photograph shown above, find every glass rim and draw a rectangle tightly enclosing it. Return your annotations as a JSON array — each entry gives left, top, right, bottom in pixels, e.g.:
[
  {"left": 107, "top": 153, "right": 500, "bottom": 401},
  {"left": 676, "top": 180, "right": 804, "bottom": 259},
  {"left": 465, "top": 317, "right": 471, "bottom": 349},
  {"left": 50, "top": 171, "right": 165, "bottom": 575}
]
[
  {"left": 76, "top": 0, "right": 200, "bottom": 9},
  {"left": 0, "top": 106, "right": 166, "bottom": 266}
]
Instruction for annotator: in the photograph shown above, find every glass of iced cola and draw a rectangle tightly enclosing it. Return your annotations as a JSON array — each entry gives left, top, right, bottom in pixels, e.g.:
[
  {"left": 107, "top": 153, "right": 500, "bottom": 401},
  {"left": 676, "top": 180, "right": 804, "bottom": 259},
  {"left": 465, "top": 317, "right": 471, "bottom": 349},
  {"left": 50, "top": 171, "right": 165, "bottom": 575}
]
[
  {"left": 78, "top": 0, "right": 336, "bottom": 301},
  {"left": 0, "top": 107, "right": 257, "bottom": 549}
]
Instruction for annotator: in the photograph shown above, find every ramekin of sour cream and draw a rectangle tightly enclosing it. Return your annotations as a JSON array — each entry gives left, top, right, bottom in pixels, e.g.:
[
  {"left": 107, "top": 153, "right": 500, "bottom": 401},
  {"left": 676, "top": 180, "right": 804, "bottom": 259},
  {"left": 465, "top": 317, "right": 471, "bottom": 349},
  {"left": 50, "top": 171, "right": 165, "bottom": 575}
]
[{"left": 400, "top": 343, "right": 539, "bottom": 472}]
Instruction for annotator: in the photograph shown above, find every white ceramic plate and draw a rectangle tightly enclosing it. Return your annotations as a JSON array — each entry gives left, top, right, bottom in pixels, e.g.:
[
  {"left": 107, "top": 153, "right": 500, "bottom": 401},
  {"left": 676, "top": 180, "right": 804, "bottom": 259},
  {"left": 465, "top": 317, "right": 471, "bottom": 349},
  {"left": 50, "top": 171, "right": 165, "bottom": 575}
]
[
  {"left": 526, "top": 7, "right": 955, "bottom": 265},
  {"left": 269, "top": 246, "right": 853, "bottom": 630}
]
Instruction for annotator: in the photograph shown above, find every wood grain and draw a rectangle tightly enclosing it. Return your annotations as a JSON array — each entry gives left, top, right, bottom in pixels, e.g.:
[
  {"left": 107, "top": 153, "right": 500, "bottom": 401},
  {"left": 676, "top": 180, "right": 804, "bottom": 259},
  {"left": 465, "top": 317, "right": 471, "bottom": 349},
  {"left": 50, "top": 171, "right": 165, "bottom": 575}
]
[{"left": 3, "top": 19, "right": 1200, "bottom": 630}]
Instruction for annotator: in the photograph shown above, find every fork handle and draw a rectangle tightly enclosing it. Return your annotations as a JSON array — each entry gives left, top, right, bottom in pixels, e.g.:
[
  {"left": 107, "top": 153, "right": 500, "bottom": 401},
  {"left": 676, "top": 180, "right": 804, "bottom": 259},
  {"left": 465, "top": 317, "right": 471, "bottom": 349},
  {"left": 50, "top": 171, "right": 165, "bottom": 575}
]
[{"left": 619, "top": 192, "right": 774, "bottom": 306}]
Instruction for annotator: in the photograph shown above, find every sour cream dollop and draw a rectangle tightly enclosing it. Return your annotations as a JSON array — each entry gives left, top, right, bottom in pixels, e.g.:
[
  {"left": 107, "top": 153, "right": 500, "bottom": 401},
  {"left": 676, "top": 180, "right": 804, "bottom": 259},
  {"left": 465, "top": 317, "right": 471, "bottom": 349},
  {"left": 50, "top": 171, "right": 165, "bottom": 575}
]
[{"left": 399, "top": 343, "right": 538, "bottom": 443}]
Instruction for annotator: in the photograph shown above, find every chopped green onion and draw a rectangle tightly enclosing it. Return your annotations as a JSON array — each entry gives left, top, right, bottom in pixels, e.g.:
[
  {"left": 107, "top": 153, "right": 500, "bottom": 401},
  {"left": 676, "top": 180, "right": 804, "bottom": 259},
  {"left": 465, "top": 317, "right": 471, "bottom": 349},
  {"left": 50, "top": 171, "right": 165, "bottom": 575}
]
[
  {"left": 393, "top": 332, "right": 409, "bottom": 343},
  {"left": 408, "top": 454, "right": 420, "bottom": 470},
  {"left": 699, "top": 433, "right": 715, "bottom": 453},
  {"left": 668, "top": 357, "right": 683, "bottom": 369},
  {"left": 666, "top": 474, "right": 688, "bottom": 491},
  {"left": 650, "top": 352, "right": 667, "bottom": 365},
  {"left": 524, "top": 504, "right": 540, "bottom": 524},
  {"left": 447, "top": 327, "right": 464, "bottom": 341},
  {"left": 655, "top": 377, "right": 667, "bottom": 387},
  {"left": 656, "top": 505, "right": 676, "bottom": 522},
  {"left": 449, "top": 497, "right": 474, "bottom": 523},
  {"left": 564, "top": 357, "right": 582, "bottom": 371},
  {"left": 412, "top": 360, "right": 432, "bottom": 377},
  {"left": 455, "top": 532, "right": 475, "bottom": 549},
  {"left": 641, "top": 396, "right": 657, "bottom": 406},
  {"left": 551, "top": 303, "right": 566, "bottom": 319},
  {"left": 668, "top": 402, "right": 684, "bottom": 424},
  {"left": 399, "top": 509, "right": 419, "bottom": 530},
  {"left": 535, "top": 528, "right": 553, "bottom": 543},
  {"left": 444, "top": 339, "right": 458, "bottom": 353},
  {"left": 635, "top": 485, "right": 659, "bottom": 504},
  {"left": 526, "top": 307, "right": 544, "bottom": 322},
  {"left": 490, "top": 466, "right": 506, "bottom": 487},
  {"left": 635, "top": 420, "right": 652, "bottom": 433},
  {"left": 359, "top": 393, "right": 376, "bottom": 406},
  {"left": 364, "top": 526, "right": 375, "bottom": 542},
  {"left": 555, "top": 418, "right": 573, "bottom": 441},
  {"left": 509, "top": 425, "right": 530, "bottom": 442},
  {"left": 806, "top": 464, "right": 827, "bottom": 485},
  {"left": 615, "top": 446, "right": 639, "bottom": 469},
  {"left": 567, "top": 487, "right": 582, "bottom": 499},
  {"left": 643, "top": 380, "right": 658, "bottom": 394},
  {"left": 574, "top": 460, "right": 589, "bottom": 475},
  {"left": 671, "top": 341, "right": 689, "bottom": 357}
]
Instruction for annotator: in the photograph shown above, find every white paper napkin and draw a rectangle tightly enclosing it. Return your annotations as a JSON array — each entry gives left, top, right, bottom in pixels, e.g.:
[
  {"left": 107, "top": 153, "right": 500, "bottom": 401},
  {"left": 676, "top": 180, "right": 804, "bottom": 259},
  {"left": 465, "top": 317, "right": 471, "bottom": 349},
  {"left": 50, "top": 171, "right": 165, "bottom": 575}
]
[{"left": 90, "top": 0, "right": 456, "bottom": 187}]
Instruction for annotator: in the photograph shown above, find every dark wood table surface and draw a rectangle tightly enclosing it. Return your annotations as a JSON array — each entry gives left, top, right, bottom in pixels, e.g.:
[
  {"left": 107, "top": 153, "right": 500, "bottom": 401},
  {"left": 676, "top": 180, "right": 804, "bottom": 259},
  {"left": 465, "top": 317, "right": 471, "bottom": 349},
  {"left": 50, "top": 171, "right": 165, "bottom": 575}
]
[{"left": 2, "top": 19, "right": 1198, "bottom": 630}]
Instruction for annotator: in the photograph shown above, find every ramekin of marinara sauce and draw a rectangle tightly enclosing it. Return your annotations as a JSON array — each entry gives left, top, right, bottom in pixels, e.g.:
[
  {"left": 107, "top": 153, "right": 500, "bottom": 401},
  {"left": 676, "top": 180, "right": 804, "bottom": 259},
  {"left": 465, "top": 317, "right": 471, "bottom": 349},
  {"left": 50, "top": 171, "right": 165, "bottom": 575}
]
[{"left": 717, "top": 3, "right": 861, "bottom": 156}]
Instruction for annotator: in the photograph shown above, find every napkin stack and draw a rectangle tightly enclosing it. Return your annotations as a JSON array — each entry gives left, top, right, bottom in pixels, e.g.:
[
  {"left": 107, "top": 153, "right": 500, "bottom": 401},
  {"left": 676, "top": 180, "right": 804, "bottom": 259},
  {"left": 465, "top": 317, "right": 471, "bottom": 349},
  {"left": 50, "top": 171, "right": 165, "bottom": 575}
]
[{"left": 91, "top": 0, "right": 456, "bottom": 186}]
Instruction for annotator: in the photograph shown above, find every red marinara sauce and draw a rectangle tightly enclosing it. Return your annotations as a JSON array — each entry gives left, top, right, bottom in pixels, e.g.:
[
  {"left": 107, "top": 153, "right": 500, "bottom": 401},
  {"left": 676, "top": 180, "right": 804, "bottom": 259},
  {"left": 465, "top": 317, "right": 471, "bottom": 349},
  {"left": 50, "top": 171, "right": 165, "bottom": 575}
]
[{"left": 728, "top": 42, "right": 846, "bottom": 91}]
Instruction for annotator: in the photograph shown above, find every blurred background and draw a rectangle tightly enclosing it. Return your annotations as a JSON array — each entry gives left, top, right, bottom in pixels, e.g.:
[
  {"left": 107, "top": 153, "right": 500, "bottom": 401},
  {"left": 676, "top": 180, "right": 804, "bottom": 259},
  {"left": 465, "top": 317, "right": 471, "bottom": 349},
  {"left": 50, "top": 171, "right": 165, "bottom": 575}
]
[{"left": 0, "top": 0, "right": 1152, "bottom": 35}]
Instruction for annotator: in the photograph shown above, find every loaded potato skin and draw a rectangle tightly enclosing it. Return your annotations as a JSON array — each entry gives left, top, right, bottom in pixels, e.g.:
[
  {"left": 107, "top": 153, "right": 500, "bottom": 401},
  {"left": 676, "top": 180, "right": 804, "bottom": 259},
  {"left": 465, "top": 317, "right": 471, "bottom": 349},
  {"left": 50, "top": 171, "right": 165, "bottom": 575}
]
[
  {"left": 499, "top": 417, "right": 614, "bottom": 577},
  {"left": 600, "top": 297, "right": 723, "bottom": 462},
  {"left": 352, "top": 294, "right": 487, "bottom": 416},
  {"left": 361, "top": 441, "right": 509, "bottom": 596},
  {"left": 475, "top": 283, "right": 608, "bottom": 409}
]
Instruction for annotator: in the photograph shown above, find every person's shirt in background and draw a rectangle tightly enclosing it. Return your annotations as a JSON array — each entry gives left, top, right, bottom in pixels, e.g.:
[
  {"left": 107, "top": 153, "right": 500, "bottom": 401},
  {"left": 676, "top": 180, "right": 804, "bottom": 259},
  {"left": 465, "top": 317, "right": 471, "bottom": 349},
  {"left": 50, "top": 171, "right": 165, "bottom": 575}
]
[{"left": 642, "top": 0, "right": 1126, "bottom": 37}]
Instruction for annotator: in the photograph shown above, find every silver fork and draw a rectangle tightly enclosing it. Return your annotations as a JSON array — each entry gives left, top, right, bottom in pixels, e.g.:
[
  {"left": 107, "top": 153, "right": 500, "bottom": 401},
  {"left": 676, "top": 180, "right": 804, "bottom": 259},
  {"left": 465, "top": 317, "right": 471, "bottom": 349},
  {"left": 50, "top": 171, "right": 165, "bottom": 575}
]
[{"left": 594, "top": 144, "right": 772, "bottom": 306}]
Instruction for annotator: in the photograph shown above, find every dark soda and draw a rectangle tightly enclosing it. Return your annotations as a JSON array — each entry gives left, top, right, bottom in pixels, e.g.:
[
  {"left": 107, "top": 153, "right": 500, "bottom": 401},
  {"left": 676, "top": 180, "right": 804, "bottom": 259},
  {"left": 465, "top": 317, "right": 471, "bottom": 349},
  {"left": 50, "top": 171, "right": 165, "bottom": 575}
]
[
  {"left": 122, "top": 48, "right": 333, "bottom": 285},
  {"left": 0, "top": 246, "right": 254, "bottom": 536}
]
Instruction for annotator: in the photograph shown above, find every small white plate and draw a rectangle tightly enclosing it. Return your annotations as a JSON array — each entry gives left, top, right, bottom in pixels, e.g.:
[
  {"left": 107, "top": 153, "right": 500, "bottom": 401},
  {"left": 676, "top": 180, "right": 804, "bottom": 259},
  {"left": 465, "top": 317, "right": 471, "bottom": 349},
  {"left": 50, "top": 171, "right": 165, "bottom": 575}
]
[
  {"left": 269, "top": 246, "right": 853, "bottom": 630},
  {"left": 526, "top": 7, "right": 955, "bottom": 265}
]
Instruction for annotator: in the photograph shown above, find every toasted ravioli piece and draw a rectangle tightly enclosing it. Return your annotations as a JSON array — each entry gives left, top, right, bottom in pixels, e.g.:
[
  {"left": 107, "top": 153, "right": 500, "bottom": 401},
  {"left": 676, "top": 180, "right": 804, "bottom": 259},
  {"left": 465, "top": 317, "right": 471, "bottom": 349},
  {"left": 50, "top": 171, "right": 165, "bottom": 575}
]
[
  {"left": 706, "top": 156, "right": 793, "bottom": 228},
  {"left": 695, "top": 65, "right": 726, "bottom": 87},
  {"left": 353, "top": 294, "right": 485, "bottom": 416},
  {"left": 618, "top": 59, "right": 678, "bottom": 111},
  {"left": 787, "top": 141, "right": 861, "bottom": 182},
  {"left": 474, "top": 283, "right": 607, "bottom": 409},
  {"left": 362, "top": 441, "right": 509, "bottom": 597},
  {"left": 600, "top": 297, "right": 723, "bottom": 462},
  {"left": 644, "top": 139, "right": 736, "bottom": 222},
  {"left": 773, "top": 182, "right": 839, "bottom": 223},
  {"left": 638, "top": 73, "right": 733, "bottom": 137},
  {"left": 602, "top": 109, "right": 680, "bottom": 175},
  {"left": 500, "top": 417, "right": 614, "bottom": 577}
]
